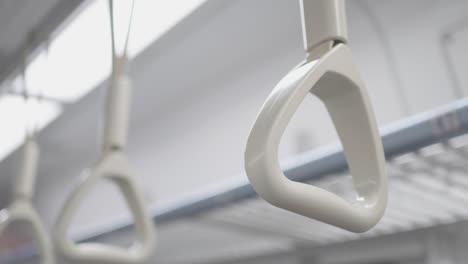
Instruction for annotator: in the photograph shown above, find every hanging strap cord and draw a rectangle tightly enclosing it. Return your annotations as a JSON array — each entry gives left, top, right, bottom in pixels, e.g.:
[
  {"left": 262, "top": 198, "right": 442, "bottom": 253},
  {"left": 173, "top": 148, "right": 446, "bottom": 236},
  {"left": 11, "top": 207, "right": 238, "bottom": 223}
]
[
  {"left": 3, "top": 48, "right": 56, "bottom": 264},
  {"left": 103, "top": 0, "right": 136, "bottom": 151},
  {"left": 53, "top": 1, "right": 156, "bottom": 263},
  {"left": 108, "top": 0, "right": 135, "bottom": 73},
  {"left": 15, "top": 56, "right": 38, "bottom": 201}
]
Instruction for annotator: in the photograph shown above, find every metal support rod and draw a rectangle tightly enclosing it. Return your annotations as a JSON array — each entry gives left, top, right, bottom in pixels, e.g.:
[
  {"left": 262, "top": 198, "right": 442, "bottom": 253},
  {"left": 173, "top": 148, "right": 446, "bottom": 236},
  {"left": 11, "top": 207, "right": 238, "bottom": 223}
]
[{"left": 6, "top": 91, "right": 68, "bottom": 105}]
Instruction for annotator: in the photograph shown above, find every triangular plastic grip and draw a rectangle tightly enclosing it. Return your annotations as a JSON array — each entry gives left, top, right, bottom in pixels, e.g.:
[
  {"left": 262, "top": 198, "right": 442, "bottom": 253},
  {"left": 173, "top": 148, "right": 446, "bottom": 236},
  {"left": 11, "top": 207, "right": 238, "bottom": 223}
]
[
  {"left": 245, "top": 44, "right": 387, "bottom": 233},
  {"left": 54, "top": 152, "right": 156, "bottom": 263},
  {"left": 0, "top": 201, "right": 55, "bottom": 263}
]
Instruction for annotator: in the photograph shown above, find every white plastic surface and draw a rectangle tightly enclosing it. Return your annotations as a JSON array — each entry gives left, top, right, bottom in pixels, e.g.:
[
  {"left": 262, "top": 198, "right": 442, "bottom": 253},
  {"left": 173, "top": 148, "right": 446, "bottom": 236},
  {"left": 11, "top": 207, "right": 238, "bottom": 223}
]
[
  {"left": 0, "top": 138, "right": 55, "bottom": 264},
  {"left": 104, "top": 61, "right": 131, "bottom": 151},
  {"left": 245, "top": 44, "right": 387, "bottom": 233},
  {"left": 300, "top": 0, "right": 347, "bottom": 52},
  {"left": 54, "top": 152, "right": 156, "bottom": 263},
  {"left": 15, "top": 137, "right": 39, "bottom": 200}
]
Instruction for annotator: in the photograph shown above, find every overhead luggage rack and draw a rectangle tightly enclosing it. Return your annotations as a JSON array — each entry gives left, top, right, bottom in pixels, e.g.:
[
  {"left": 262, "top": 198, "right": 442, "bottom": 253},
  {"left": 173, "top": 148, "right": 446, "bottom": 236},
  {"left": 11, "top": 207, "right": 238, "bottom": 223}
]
[{"left": 5, "top": 98, "right": 468, "bottom": 263}]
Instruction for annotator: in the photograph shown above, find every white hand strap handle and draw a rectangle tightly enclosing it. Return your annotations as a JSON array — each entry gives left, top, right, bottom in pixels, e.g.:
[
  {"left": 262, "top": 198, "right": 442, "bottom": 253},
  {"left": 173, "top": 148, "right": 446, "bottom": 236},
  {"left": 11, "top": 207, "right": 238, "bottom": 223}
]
[
  {"left": 244, "top": 0, "right": 387, "bottom": 233},
  {"left": 0, "top": 137, "right": 55, "bottom": 263},
  {"left": 54, "top": 1, "right": 156, "bottom": 263},
  {"left": 53, "top": 151, "right": 156, "bottom": 263}
]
